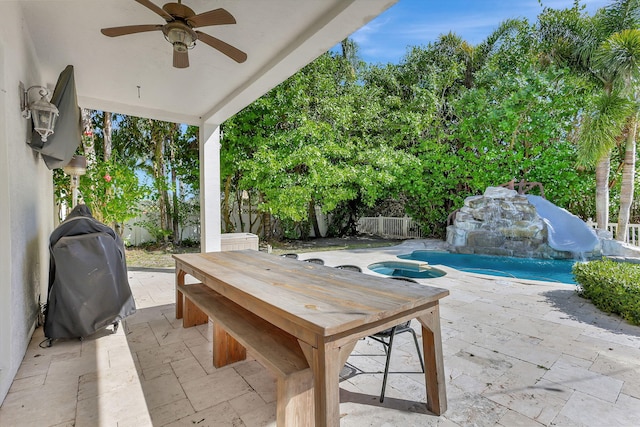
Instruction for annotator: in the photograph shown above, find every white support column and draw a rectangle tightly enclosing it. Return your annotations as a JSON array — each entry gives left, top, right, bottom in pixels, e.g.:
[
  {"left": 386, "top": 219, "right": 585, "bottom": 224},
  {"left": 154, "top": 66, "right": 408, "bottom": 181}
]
[{"left": 199, "top": 124, "right": 221, "bottom": 252}]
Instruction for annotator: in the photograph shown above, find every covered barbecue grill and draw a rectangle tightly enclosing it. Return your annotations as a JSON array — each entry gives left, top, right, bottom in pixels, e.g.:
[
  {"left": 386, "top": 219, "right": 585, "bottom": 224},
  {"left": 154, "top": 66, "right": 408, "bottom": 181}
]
[{"left": 44, "top": 204, "right": 136, "bottom": 342}]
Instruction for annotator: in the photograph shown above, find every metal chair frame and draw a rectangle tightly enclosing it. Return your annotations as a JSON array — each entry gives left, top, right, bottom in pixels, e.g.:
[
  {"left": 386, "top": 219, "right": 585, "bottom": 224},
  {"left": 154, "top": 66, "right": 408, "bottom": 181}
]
[{"left": 369, "top": 276, "right": 425, "bottom": 402}]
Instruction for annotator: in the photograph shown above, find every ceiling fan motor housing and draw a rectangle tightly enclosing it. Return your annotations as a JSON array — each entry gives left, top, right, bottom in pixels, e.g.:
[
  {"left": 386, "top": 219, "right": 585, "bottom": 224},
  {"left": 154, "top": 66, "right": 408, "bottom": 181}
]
[{"left": 162, "top": 22, "right": 196, "bottom": 51}]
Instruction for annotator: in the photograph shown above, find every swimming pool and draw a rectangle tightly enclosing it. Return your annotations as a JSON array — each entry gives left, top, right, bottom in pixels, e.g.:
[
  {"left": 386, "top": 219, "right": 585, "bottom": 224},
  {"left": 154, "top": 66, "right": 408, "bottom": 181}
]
[{"left": 398, "top": 251, "right": 578, "bottom": 284}]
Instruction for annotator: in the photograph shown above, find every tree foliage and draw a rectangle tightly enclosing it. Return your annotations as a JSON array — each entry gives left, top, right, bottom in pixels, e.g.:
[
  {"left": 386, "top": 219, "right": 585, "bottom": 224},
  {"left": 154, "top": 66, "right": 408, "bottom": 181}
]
[
  {"left": 222, "top": 50, "right": 417, "bottom": 238},
  {"left": 538, "top": 0, "right": 640, "bottom": 234},
  {"left": 53, "top": 111, "right": 199, "bottom": 244},
  {"left": 220, "top": 3, "right": 634, "bottom": 240},
  {"left": 53, "top": 112, "right": 150, "bottom": 234}
]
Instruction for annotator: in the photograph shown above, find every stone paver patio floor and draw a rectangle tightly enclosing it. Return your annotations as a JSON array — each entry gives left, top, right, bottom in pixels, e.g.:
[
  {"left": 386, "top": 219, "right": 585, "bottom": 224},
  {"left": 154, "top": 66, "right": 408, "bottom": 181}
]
[{"left": 2, "top": 240, "right": 640, "bottom": 426}]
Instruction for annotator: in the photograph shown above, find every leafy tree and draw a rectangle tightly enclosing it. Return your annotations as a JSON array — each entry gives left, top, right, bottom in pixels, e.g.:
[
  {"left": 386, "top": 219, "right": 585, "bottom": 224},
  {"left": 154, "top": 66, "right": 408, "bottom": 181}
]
[
  {"left": 52, "top": 110, "right": 150, "bottom": 236},
  {"left": 223, "top": 49, "right": 415, "bottom": 239},
  {"left": 362, "top": 13, "right": 599, "bottom": 236},
  {"left": 596, "top": 28, "right": 640, "bottom": 240},
  {"left": 111, "top": 116, "right": 199, "bottom": 244},
  {"left": 452, "top": 63, "right": 596, "bottom": 215},
  {"left": 78, "top": 159, "right": 149, "bottom": 236}
]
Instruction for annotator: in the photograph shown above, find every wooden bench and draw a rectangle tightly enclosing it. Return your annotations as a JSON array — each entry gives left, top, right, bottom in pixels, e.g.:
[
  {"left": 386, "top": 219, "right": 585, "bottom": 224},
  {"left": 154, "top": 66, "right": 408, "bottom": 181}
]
[{"left": 176, "top": 283, "right": 313, "bottom": 426}]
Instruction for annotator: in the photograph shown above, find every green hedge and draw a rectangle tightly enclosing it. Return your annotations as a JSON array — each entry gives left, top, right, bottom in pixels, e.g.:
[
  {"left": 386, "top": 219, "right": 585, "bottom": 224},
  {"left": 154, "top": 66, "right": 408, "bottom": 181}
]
[{"left": 572, "top": 259, "right": 640, "bottom": 325}]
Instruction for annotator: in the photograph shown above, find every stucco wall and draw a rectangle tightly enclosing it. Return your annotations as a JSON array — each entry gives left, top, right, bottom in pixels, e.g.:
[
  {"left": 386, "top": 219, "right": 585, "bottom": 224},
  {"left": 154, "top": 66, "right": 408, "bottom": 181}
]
[{"left": 0, "top": 2, "right": 54, "bottom": 404}]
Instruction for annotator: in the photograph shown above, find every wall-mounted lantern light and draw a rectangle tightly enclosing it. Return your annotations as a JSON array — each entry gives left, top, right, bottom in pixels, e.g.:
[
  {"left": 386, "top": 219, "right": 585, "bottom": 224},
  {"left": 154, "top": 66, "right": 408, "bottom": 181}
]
[{"left": 21, "top": 84, "right": 59, "bottom": 142}]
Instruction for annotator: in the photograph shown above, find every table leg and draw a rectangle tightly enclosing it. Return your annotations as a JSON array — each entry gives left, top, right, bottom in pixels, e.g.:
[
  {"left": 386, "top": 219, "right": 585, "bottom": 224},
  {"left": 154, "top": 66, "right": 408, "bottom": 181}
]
[
  {"left": 417, "top": 303, "right": 447, "bottom": 415},
  {"left": 212, "top": 323, "right": 247, "bottom": 368},
  {"left": 183, "top": 296, "right": 209, "bottom": 328},
  {"left": 311, "top": 342, "right": 341, "bottom": 427},
  {"left": 276, "top": 368, "right": 314, "bottom": 427},
  {"left": 176, "top": 269, "right": 185, "bottom": 319}
]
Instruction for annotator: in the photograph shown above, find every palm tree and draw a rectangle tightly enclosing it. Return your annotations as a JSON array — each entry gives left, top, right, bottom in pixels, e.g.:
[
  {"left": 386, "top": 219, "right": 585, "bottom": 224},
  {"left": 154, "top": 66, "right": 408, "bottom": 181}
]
[
  {"left": 538, "top": 0, "right": 640, "bottom": 236},
  {"left": 596, "top": 29, "right": 640, "bottom": 241}
]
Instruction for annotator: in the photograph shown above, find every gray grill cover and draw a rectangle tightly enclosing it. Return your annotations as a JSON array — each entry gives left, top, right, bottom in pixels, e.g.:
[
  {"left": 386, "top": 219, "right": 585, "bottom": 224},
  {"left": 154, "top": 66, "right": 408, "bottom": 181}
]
[{"left": 45, "top": 205, "right": 136, "bottom": 339}]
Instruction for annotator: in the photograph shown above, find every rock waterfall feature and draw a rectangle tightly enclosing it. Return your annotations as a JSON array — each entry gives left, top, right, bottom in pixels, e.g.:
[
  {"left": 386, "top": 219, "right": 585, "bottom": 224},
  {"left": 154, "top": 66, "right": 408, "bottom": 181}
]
[{"left": 446, "top": 187, "right": 600, "bottom": 259}]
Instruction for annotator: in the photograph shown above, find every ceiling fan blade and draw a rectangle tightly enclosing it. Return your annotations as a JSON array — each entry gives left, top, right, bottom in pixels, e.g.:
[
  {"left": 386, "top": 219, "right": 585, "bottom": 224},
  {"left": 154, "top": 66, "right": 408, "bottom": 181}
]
[
  {"left": 188, "top": 8, "right": 236, "bottom": 28},
  {"left": 174, "top": 49, "right": 189, "bottom": 68},
  {"left": 135, "top": 0, "right": 174, "bottom": 21},
  {"left": 101, "top": 24, "right": 163, "bottom": 37},
  {"left": 196, "top": 31, "right": 247, "bottom": 63}
]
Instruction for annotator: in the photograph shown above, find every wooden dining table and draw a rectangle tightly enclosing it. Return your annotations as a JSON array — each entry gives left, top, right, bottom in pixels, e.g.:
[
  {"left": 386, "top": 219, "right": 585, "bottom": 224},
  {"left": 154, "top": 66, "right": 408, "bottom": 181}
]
[{"left": 174, "top": 249, "right": 449, "bottom": 426}]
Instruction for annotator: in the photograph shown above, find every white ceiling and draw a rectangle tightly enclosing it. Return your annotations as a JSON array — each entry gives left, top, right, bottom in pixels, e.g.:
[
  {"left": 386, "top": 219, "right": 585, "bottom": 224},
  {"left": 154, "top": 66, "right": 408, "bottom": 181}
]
[{"left": 19, "top": 0, "right": 397, "bottom": 125}]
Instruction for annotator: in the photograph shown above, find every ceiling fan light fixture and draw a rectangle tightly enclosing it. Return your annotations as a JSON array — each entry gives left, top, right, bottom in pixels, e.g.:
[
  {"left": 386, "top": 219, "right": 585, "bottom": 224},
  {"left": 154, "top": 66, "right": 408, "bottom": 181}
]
[{"left": 163, "top": 23, "right": 196, "bottom": 51}]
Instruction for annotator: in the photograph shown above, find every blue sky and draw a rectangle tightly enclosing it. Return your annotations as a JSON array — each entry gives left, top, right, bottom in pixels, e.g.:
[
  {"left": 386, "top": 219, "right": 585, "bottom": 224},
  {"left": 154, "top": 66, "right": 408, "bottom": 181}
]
[{"left": 351, "top": 0, "right": 612, "bottom": 64}]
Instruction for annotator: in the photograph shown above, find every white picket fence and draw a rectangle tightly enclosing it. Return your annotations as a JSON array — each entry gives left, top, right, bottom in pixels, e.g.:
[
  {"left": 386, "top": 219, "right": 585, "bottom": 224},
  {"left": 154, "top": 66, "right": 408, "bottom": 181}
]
[
  {"left": 357, "top": 216, "right": 424, "bottom": 239},
  {"left": 586, "top": 220, "right": 640, "bottom": 246}
]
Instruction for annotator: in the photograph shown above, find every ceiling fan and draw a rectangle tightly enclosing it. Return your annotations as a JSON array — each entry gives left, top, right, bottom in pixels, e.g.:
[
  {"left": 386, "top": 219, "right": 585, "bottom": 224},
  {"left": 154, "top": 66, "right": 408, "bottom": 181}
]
[{"left": 101, "top": 0, "right": 247, "bottom": 68}]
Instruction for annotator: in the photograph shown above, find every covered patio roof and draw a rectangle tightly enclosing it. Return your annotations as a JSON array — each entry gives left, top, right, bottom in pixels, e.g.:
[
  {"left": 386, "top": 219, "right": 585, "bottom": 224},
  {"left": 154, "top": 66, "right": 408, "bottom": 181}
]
[
  {"left": 0, "top": 0, "right": 399, "bottom": 406},
  {"left": 20, "top": 0, "right": 396, "bottom": 125}
]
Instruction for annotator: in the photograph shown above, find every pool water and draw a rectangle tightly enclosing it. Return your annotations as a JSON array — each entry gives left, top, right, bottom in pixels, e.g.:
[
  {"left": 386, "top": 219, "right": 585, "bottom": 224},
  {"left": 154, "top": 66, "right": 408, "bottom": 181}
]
[
  {"left": 367, "top": 261, "right": 447, "bottom": 279},
  {"left": 398, "top": 251, "right": 578, "bottom": 284}
]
